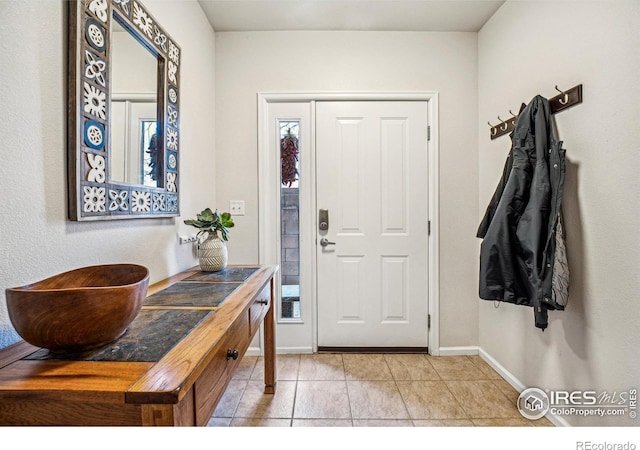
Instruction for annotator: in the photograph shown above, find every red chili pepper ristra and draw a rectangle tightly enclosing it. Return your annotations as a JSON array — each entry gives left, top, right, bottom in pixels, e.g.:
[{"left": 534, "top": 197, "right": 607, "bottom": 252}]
[{"left": 281, "top": 135, "right": 299, "bottom": 186}]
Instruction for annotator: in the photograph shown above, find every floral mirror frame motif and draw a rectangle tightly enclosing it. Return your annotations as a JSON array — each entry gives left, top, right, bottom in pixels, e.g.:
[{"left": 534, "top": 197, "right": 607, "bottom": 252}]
[{"left": 67, "top": 0, "right": 181, "bottom": 220}]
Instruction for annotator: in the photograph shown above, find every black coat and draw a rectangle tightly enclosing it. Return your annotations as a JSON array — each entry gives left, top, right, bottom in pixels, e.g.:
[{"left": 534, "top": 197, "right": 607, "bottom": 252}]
[{"left": 478, "top": 95, "right": 569, "bottom": 330}]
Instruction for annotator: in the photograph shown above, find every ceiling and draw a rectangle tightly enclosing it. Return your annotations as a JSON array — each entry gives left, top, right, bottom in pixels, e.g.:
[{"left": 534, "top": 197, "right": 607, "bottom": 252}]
[{"left": 197, "top": 0, "right": 506, "bottom": 32}]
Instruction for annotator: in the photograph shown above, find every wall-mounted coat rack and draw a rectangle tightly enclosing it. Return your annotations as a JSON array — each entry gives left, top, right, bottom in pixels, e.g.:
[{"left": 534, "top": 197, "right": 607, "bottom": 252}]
[{"left": 488, "top": 84, "right": 583, "bottom": 140}]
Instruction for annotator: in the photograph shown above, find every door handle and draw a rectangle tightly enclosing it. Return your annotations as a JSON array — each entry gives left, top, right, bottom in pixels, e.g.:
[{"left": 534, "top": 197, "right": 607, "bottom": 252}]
[{"left": 320, "top": 238, "right": 336, "bottom": 247}]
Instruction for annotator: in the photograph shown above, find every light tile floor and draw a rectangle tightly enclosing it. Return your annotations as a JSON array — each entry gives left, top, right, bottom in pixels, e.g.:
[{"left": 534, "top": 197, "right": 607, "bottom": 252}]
[{"left": 207, "top": 353, "right": 554, "bottom": 427}]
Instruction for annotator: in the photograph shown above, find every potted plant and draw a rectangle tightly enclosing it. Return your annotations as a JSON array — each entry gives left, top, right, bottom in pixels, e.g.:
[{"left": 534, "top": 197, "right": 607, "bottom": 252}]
[{"left": 184, "top": 208, "right": 235, "bottom": 272}]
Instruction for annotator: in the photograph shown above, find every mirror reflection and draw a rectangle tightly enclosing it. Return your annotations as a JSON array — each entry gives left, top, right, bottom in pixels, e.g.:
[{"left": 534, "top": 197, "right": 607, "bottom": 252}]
[{"left": 110, "top": 14, "right": 161, "bottom": 188}]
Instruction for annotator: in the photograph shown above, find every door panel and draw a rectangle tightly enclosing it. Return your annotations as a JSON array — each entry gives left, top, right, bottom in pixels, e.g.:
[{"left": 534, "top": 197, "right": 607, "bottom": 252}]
[
  {"left": 316, "top": 101, "right": 429, "bottom": 348},
  {"left": 381, "top": 118, "right": 409, "bottom": 234},
  {"left": 381, "top": 256, "right": 408, "bottom": 322}
]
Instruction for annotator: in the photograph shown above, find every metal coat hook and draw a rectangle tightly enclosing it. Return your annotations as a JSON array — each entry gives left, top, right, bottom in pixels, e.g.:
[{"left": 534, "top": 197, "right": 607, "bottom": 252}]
[
  {"left": 488, "top": 121, "right": 497, "bottom": 136},
  {"left": 555, "top": 85, "right": 569, "bottom": 105},
  {"left": 497, "top": 116, "right": 508, "bottom": 131}
]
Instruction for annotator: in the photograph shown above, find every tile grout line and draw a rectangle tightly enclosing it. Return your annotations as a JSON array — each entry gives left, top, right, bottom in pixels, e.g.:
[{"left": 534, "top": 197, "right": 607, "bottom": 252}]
[
  {"left": 340, "top": 354, "right": 356, "bottom": 425},
  {"left": 440, "top": 375, "right": 473, "bottom": 422},
  {"left": 228, "top": 378, "right": 250, "bottom": 423},
  {"left": 463, "top": 355, "right": 525, "bottom": 423},
  {"left": 379, "top": 354, "right": 413, "bottom": 423},
  {"left": 290, "top": 378, "right": 299, "bottom": 426},
  {"left": 288, "top": 355, "right": 302, "bottom": 426},
  {"left": 229, "top": 357, "right": 258, "bottom": 423},
  {"left": 441, "top": 371, "right": 511, "bottom": 422}
]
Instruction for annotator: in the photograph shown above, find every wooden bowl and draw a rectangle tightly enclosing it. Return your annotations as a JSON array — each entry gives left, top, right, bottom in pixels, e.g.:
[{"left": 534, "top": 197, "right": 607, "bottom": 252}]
[{"left": 5, "top": 264, "right": 150, "bottom": 353}]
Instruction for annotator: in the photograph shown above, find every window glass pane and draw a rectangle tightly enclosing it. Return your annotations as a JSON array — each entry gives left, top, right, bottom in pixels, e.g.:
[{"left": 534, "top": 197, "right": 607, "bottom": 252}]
[
  {"left": 141, "top": 120, "right": 159, "bottom": 187},
  {"left": 280, "top": 121, "right": 300, "bottom": 319}
]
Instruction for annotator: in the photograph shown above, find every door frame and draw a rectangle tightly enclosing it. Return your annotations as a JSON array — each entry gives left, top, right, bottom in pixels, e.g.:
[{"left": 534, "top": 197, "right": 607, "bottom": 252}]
[{"left": 258, "top": 92, "right": 441, "bottom": 356}]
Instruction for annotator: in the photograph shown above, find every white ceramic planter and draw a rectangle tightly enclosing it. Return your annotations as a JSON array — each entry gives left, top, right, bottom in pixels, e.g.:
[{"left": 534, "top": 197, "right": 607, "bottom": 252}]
[{"left": 199, "top": 234, "right": 228, "bottom": 272}]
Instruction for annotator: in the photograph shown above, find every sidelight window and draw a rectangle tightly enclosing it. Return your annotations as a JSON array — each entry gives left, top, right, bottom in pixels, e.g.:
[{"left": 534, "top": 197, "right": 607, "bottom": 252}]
[{"left": 279, "top": 121, "right": 301, "bottom": 319}]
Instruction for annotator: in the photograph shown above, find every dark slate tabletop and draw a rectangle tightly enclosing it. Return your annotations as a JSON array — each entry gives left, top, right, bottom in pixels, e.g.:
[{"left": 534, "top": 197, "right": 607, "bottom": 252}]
[{"left": 26, "top": 309, "right": 211, "bottom": 362}]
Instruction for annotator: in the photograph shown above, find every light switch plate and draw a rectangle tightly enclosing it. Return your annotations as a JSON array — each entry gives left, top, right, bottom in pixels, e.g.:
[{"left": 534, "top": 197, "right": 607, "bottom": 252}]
[{"left": 230, "top": 200, "right": 245, "bottom": 216}]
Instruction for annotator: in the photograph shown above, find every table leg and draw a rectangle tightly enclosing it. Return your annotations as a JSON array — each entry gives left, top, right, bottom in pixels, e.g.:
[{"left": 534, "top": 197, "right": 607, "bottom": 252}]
[{"left": 264, "top": 278, "right": 277, "bottom": 394}]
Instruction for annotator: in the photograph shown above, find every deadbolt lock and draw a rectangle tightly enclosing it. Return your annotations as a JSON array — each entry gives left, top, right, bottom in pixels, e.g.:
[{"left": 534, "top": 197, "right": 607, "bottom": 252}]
[{"left": 319, "top": 209, "right": 329, "bottom": 231}]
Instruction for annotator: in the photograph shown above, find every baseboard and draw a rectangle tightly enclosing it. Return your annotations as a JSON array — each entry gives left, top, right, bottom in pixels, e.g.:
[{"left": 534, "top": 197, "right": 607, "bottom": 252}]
[
  {"left": 245, "top": 346, "right": 261, "bottom": 357},
  {"left": 245, "top": 346, "right": 314, "bottom": 357},
  {"left": 477, "top": 348, "right": 526, "bottom": 392},
  {"left": 438, "top": 346, "right": 479, "bottom": 356},
  {"left": 478, "top": 347, "right": 571, "bottom": 427},
  {"left": 278, "top": 347, "right": 314, "bottom": 354}
]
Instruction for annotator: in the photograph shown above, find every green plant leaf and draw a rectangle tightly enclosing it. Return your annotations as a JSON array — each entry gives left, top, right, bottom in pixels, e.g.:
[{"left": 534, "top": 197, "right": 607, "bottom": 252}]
[
  {"left": 200, "top": 207, "right": 212, "bottom": 218},
  {"left": 185, "top": 208, "right": 234, "bottom": 240},
  {"left": 184, "top": 219, "right": 203, "bottom": 227},
  {"left": 221, "top": 212, "right": 234, "bottom": 228}
]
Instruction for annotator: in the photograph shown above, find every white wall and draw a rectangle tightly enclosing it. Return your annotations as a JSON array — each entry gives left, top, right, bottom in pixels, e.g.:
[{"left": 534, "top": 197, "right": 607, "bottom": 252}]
[
  {"left": 478, "top": 1, "right": 640, "bottom": 426},
  {"left": 215, "top": 31, "right": 479, "bottom": 348},
  {"left": 0, "top": 0, "right": 216, "bottom": 349}
]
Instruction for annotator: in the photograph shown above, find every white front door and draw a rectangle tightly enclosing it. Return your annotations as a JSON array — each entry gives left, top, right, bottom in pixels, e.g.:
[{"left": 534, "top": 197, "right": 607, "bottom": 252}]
[{"left": 316, "top": 101, "right": 430, "bottom": 348}]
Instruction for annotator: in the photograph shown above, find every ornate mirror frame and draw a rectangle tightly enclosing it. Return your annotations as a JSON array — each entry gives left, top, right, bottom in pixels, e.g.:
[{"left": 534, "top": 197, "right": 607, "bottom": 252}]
[{"left": 67, "top": 0, "right": 181, "bottom": 220}]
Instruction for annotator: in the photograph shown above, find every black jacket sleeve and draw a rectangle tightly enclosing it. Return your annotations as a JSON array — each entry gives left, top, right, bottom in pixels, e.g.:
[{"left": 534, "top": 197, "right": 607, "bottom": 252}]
[{"left": 477, "top": 146, "right": 513, "bottom": 238}]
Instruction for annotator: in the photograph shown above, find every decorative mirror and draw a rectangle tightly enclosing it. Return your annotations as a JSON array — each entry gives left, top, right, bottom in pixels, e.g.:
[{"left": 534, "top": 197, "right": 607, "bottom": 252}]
[{"left": 67, "top": 0, "right": 180, "bottom": 220}]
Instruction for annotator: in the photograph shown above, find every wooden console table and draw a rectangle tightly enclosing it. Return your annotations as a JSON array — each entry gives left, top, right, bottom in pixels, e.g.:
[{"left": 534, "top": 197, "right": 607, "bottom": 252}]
[{"left": 0, "top": 265, "right": 278, "bottom": 426}]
